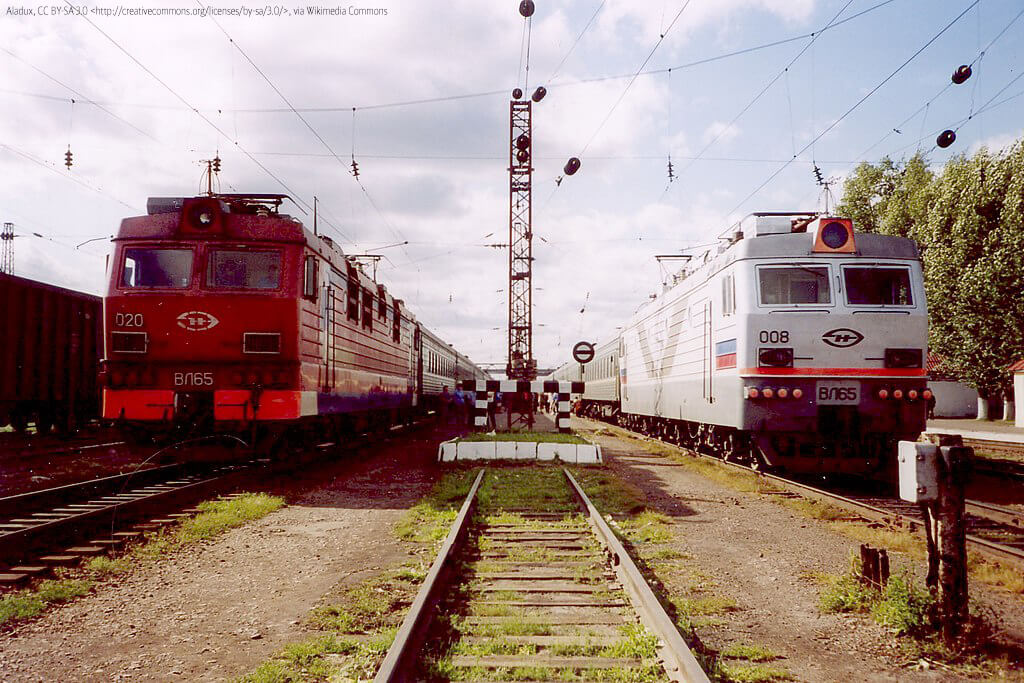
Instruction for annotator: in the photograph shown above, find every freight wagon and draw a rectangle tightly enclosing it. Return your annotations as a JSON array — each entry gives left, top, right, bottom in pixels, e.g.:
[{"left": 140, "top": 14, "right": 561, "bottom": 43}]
[{"left": 0, "top": 273, "right": 102, "bottom": 433}]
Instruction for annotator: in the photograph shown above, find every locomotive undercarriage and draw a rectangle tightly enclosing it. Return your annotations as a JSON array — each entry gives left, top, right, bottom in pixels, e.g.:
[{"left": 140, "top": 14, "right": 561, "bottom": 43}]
[
  {"left": 580, "top": 399, "right": 904, "bottom": 476},
  {"left": 117, "top": 391, "right": 414, "bottom": 462}
]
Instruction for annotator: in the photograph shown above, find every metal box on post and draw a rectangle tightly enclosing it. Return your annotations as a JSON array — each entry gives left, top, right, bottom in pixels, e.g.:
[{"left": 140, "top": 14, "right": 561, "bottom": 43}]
[{"left": 897, "top": 441, "right": 940, "bottom": 503}]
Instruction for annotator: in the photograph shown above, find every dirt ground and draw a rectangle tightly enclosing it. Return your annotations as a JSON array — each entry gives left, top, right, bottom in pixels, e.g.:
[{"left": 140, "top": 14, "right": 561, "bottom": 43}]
[
  {"left": 578, "top": 419, "right": 1024, "bottom": 682},
  {"left": 4, "top": 417, "right": 1023, "bottom": 682},
  {"left": 0, "top": 423, "right": 454, "bottom": 682},
  {"left": 0, "top": 432, "right": 160, "bottom": 496}
]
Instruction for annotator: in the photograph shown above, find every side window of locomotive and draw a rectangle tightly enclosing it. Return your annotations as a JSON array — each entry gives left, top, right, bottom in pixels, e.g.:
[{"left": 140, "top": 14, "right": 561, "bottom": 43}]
[
  {"left": 346, "top": 278, "right": 360, "bottom": 321},
  {"left": 207, "top": 249, "right": 281, "bottom": 290},
  {"left": 122, "top": 248, "right": 194, "bottom": 289},
  {"left": 843, "top": 267, "right": 913, "bottom": 306},
  {"left": 303, "top": 256, "right": 318, "bottom": 301},
  {"left": 758, "top": 266, "right": 830, "bottom": 305},
  {"left": 721, "top": 273, "right": 736, "bottom": 315}
]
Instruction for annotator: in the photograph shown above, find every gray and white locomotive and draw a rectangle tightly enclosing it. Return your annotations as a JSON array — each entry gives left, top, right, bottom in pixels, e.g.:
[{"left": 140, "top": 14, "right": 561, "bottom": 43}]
[{"left": 554, "top": 213, "right": 929, "bottom": 475}]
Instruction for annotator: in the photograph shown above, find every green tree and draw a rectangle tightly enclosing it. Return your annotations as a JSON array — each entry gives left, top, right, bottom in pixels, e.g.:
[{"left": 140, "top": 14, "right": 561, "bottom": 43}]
[{"left": 838, "top": 144, "right": 1024, "bottom": 404}]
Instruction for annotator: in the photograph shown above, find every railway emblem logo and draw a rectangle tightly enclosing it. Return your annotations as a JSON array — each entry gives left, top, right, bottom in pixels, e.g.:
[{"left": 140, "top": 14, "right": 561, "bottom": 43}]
[
  {"left": 177, "top": 311, "right": 220, "bottom": 332},
  {"left": 822, "top": 328, "right": 864, "bottom": 348}
]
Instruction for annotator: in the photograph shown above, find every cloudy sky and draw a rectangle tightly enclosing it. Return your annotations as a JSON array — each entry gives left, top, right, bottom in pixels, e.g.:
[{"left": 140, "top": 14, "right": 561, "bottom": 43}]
[{"left": 2, "top": 0, "right": 1022, "bottom": 371}]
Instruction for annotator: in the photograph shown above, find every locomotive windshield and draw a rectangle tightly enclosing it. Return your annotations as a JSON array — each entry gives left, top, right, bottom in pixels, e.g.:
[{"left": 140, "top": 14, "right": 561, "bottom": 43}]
[
  {"left": 206, "top": 249, "right": 282, "bottom": 290},
  {"left": 122, "top": 248, "right": 193, "bottom": 289},
  {"left": 758, "top": 266, "right": 830, "bottom": 305},
  {"left": 843, "top": 266, "right": 913, "bottom": 305}
]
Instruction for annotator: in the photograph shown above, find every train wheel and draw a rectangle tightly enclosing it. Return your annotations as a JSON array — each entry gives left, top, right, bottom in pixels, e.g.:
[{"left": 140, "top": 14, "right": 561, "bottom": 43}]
[
  {"left": 10, "top": 408, "right": 28, "bottom": 434},
  {"left": 34, "top": 409, "right": 54, "bottom": 436}
]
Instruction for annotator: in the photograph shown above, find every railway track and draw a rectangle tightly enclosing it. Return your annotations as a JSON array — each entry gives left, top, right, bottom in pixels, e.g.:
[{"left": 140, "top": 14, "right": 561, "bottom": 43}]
[
  {"left": 375, "top": 468, "right": 709, "bottom": 683},
  {"left": 583, "top": 418, "right": 1024, "bottom": 571},
  {"left": 0, "top": 417, "right": 443, "bottom": 588},
  {"left": 0, "top": 460, "right": 258, "bottom": 583}
]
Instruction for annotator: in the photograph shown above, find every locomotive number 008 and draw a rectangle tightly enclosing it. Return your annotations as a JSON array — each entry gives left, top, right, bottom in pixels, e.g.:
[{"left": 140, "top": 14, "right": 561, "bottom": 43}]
[
  {"left": 174, "top": 372, "right": 214, "bottom": 387},
  {"left": 759, "top": 330, "right": 789, "bottom": 344}
]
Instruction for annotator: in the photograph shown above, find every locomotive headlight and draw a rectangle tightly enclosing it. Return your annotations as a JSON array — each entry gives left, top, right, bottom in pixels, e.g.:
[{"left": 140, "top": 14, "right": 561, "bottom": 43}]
[
  {"left": 792, "top": 388, "right": 803, "bottom": 399},
  {"left": 777, "top": 388, "right": 789, "bottom": 398},
  {"left": 908, "top": 390, "right": 919, "bottom": 400},
  {"left": 762, "top": 388, "right": 774, "bottom": 398},
  {"left": 878, "top": 389, "right": 889, "bottom": 400},
  {"left": 922, "top": 389, "right": 933, "bottom": 400},
  {"left": 758, "top": 348, "right": 793, "bottom": 368},
  {"left": 893, "top": 389, "right": 904, "bottom": 399},
  {"left": 821, "top": 221, "right": 849, "bottom": 249},
  {"left": 747, "top": 387, "right": 760, "bottom": 399}
]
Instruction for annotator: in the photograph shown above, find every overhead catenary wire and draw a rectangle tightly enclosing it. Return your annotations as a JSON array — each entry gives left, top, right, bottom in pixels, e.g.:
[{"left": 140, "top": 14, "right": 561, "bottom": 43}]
[
  {"left": 545, "top": 0, "right": 606, "bottom": 86},
  {"left": 198, "top": 5, "right": 408, "bottom": 256},
  {"left": 0, "top": 142, "right": 140, "bottom": 212},
  {"left": 664, "top": 0, "right": 858, "bottom": 199},
  {"left": 724, "top": 0, "right": 981, "bottom": 218},
  {"left": 2, "top": 0, "right": 897, "bottom": 119},
  {"left": 852, "top": 3, "right": 1024, "bottom": 164},
  {"left": 65, "top": 0, "right": 311, "bottom": 216}
]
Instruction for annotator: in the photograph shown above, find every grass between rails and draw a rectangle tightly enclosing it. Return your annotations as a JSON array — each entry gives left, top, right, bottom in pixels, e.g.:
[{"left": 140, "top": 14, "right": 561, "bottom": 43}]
[{"left": 0, "top": 492, "right": 284, "bottom": 629}]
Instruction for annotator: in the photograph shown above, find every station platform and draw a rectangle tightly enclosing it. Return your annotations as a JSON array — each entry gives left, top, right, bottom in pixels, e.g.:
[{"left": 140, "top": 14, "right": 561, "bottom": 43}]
[{"left": 925, "top": 418, "right": 1024, "bottom": 444}]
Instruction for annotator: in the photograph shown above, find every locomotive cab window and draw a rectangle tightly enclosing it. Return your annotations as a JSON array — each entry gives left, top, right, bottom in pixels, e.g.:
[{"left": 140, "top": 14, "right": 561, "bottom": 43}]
[
  {"left": 122, "top": 248, "right": 194, "bottom": 289},
  {"left": 206, "top": 249, "right": 281, "bottom": 290},
  {"left": 758, "top": 266, "right": 831, "bottom": 305},
  {"left": 843, "top": 266, "right": 913, "bottom": 306},
  {"left": 303, "top": 256, "right": 318, "bottom": 301}
]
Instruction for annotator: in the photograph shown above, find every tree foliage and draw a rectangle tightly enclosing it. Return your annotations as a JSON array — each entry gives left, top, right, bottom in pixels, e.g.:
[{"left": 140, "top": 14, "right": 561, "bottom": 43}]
[{"left": 837, "top": 144, "right": 1024, "bottom": 397}]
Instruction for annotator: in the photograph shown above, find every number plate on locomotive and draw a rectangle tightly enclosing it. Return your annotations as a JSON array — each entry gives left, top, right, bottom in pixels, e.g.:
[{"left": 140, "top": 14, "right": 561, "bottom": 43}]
[{"left": 815, "top": 381, "right": 860, "bottom": 405}]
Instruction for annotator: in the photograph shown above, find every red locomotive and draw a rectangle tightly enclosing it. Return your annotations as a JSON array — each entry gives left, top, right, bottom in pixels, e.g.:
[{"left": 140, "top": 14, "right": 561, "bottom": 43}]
[{"left": 101, "top": 193, "right": 487, "bottom": 446}]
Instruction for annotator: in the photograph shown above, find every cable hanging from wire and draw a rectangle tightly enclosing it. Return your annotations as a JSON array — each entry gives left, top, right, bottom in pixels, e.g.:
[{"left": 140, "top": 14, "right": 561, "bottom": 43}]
[
  {"left": 199, "top": 4, "right": 408, "bottom": 257},
  {"left": 853, "top": 3, "right": 1023, "bottom": 163},
  {"left": 725, "top": 0, "right": 981, "bottom": 218},
  {"left": 663, "top": 0, "right": 858, "bottom": 201}
]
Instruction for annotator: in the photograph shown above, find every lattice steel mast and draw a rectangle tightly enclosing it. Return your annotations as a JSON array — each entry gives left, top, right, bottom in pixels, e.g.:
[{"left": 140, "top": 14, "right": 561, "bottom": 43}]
[
  {"left": 1, "top": 222, "right": 13, "bottom": 275},
  {"left": 507, "top": 96, "right": 536, "bottom": 380}
]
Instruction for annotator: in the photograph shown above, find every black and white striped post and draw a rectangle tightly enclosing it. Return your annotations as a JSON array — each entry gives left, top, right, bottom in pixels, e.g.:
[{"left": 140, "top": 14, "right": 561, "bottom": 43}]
[{"left": 460, "top": 380, "right": 584, "bottom": 433}]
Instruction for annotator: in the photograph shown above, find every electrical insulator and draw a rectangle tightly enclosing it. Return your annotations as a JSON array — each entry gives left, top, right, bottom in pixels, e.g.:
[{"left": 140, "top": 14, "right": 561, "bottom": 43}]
[
  {"left": 564, "top": 157, "right": 581, "bottom": 176},
  {"left": 64, "top": 147, "right": 73, "bottom": 170},
  {"left": 667, "top": 159, "right": 675, "bottom": 182},
  {"left": 951, "top": 64, "right": 972, "bottom": 85},
  {"left": 813, "top": 164, "right": 824, "bottom": 185},
  {"left": 936, "top": 130, "right": 956, "bottom": 149},
  {"left": 212, "top": 155, "right": 221, "bottom": 173},
  {"left": 512, "top": 88, "right": 523, "bottom": 100},
  {"left": 531, "top": 86, "right": 547, "bottom": 103},
  {"left": 350, "top": 159, "right": 360, "bottom": 178},
  {"left": 519, "top": 0, "right": 534, "bottom": 18}
]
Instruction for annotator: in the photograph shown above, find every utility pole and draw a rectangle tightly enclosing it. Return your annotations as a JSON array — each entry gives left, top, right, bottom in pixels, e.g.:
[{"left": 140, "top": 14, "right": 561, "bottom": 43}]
[
  {"left": 1, "top": 222, "right": 13, "bottom": 275},
  {"left": 507, "top": 93, "right": 536, "bottom": 381}
]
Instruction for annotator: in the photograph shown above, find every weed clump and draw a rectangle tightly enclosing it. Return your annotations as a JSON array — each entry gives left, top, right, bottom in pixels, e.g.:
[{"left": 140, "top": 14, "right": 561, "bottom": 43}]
[{"left": 0, "top": 578, "right": 93, "bottom": 627}]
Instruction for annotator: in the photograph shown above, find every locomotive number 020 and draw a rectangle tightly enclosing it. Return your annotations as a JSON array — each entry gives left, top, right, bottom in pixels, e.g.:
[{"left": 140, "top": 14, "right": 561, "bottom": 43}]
[{"left": 115, "top": 312, "right": 145, "bottom": 327}]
